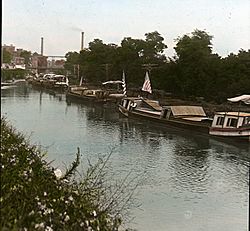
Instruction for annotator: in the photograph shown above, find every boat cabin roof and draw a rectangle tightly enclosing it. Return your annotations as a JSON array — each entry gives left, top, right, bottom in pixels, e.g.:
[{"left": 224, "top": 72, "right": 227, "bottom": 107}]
[
  {"left": 215, "top": 112, "right": 250, "bottom": 117},
  {"left": 170, "top": 106, "right": 206, "bottom": 117},
  {"left": 143, "top": 99, "right": 162, "bottom": 111}
]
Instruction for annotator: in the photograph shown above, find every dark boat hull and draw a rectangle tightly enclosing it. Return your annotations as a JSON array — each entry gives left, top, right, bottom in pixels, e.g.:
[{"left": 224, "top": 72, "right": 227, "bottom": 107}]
[{"left": 118, "top": 105, "right": 210, "bottom": 133}]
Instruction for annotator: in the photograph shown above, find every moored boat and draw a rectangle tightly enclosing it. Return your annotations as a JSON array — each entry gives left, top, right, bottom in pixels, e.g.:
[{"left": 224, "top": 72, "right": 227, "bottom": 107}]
[
  {"left": 29, "top": 73, "right": 69, "bottom": 91},
  {"left": 118, "top": 70, "right": 212, "bottom": 133},
  {"left": 209, "top": 95, "right": 250, "bottom": 141},
  {"left": 66, "top": 86, "right": 111, "bottom": 103},
  {"left": 66, "top": 71, "right": 127, "bottom": 104},
  {"left": 119, "top": 97, "right": 212, "bottom": 133}
]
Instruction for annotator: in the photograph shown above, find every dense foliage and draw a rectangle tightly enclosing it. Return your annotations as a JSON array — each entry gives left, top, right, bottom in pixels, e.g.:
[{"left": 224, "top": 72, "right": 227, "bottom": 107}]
[
  {"left": 1, "top": 69, "right": 29, "bottom": 81},
  {"left": 2, "top": 49, "right": 13, "bottom": 63},
  {"left": 64, "top": 29, "right": 250, "bottom": 103},
  {"left": 1, "top": 118, "right": 137, "bottom": 231}
]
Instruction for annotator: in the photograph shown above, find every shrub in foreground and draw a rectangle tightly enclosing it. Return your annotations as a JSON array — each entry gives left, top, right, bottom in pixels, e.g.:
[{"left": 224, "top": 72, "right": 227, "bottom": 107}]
[{"left": 1, "top": 118, "right": 137, "bottom": 230}]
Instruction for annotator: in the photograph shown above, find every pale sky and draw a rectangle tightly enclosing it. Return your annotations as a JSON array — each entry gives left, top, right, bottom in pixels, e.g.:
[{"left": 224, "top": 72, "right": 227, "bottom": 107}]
[{"left": 2, "top": 0, "right": 250, "bottom": 57}]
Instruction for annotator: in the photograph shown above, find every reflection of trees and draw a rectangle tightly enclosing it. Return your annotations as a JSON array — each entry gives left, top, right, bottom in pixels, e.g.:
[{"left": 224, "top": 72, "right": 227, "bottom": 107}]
[{"left": 1, "top": 84, "right": 31, "bottom": 100}]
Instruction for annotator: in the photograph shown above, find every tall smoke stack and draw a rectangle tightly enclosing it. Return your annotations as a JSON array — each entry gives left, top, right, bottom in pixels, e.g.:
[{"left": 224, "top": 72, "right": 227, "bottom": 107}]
[
  {"left": 41, "top": 37, "right": 44, "bottom": 56},
  {"left": 81, "top": 32, "right": 84, "bottom": 51}
]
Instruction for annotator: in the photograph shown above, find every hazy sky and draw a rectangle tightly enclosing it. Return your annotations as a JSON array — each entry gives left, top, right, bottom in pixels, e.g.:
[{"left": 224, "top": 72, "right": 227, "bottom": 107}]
[{"left": 2, "top": 0, "right": 250, "bottom": 57}]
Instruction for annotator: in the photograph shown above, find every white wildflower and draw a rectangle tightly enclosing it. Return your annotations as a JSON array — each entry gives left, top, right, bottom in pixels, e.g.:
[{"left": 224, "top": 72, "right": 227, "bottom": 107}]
[
  {"left": 44, "top": 192, "right": 47, "bottom": 196},
  {"left": 28, "top": 210, "right": 35, "bottom": 216},
  {"left": 10, "top": 157, "right": 16, "bottom": 163},
  {"left": 45, "top": 226, "right": 53, "bottom": 231},
  {"left": 68, "top": 195, "right": 73, "bottom": 201},
  {"left": 54, "top": 168, "right": 62, "bottom": 179},
  {"left": 73, "top": 190, "right": 79, "bottom": 195},
  {"left": 35, "top": 222, "right": 45, "bottom": 229},
  {"left": 44, "top": 208, "right": 53, "bottom": 215},
  {"left": 23, "top": 170, "right": 28, "bottom": 177},
  {"left": 64, "top": 215, "right": 70, "bottom": 222},
  {"left": 63, "top": 179, "right": 69, "bottom": 183},
  {"left": 93, "top": 210, "right": 97, "bottom": 217}
]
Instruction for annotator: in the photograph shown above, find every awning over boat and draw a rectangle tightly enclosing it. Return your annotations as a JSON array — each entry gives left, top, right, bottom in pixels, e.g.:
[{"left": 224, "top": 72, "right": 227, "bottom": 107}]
[
  {"left": 170, "top": 106, "right": 206, "bottom": 117},
  {"left": 216, "top": 111, "right": 250, "bottom": 117},
  {"left": 227, "top": 95, "right": 250, "bottom": 104}
]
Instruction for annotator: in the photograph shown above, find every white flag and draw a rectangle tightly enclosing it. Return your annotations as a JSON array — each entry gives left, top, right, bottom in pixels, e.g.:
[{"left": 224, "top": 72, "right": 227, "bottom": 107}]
[
  {"left": 122, "top": 70, "right": 127, "bottom": 96},
  {"left": 142, "top": 71, "right": 152, "bottom": 94}
]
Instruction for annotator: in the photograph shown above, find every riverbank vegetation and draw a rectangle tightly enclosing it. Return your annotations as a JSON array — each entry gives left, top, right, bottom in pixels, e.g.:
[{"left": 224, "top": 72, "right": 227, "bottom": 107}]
[
  {"left": 1, "top": 69, "right": 29, "bottom": 81},
  {"left": 64, "top": 29, "right": 250, "bottom": 103},
  {"left": 1, "top": 118, "right": 138, "bottom": 230}
]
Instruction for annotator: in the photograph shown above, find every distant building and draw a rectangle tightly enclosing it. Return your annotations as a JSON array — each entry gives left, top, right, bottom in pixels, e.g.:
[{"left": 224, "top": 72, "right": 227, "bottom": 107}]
[
  {"left": 2, "top": 44, "right": 28, "bottom": 69},
  {"left": 31, "top": 55, "right": 48, "bottom": 68},
  {"left": 47, "top": 59, "right": 65, "bottom": 69},
  {"left": 2, "top": 44, "right": 15, "bottom": 55},
  {"left": 13, "top": 57, "right": 25, "bottom": 65}
]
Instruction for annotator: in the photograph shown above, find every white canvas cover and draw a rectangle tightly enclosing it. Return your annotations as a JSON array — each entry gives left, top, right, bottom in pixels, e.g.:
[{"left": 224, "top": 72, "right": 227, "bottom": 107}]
[{"left": 227, "top": 95, "right": 250, "bottom": 104}]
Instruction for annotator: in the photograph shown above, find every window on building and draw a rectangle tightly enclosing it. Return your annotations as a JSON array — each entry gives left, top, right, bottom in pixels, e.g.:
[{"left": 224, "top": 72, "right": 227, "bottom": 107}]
[
  {"left": 216, "top": 116, "right": 224, "bottom": 126},
  {"left": 226, "top": 118, "right": 238, "bottom": 127}
]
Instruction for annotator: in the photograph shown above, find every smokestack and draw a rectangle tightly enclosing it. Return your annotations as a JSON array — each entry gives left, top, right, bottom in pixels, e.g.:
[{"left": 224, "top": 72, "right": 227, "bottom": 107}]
[
  {"left": 81, "top": 32, "right": 84, "bottom": 51},
  {"left": 41, "top": 37, "right": 44, "bottom": 56}
]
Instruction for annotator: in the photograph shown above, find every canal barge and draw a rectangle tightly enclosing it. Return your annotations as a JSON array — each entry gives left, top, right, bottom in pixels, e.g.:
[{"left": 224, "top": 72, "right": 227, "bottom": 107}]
[
  {"left": 29, "top": 74, "right": 69, "bottom": 92},
  {"left": 66, "top": 86, "right": 112, "bottom": 103},
  {"left": 118, "top": 97, "right": 213, "bottom": 133},
  {"left": 66, "top": 74, "right": 126, "bottom": 104}
]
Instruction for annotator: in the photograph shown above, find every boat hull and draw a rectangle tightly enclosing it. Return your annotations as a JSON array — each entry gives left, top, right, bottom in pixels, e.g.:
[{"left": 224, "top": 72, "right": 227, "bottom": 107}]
[
  {"left": 66, "top": 91, "right": 109, "bottom": 104},
  {"left": 118, "top": 105, "right": 210, "bottom": 133},
  {"left": 209, "top": 127, "right": 250, "bottom": 141}
]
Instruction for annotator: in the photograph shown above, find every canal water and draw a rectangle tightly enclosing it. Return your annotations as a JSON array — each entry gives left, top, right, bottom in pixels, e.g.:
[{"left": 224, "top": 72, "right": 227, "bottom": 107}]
[{"left": 1, "top": 84, "right": 249, "bottom": 231}]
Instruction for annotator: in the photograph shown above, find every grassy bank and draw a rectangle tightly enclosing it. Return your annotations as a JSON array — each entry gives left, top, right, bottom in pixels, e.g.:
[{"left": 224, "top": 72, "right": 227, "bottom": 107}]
[{"left": 0, "top": 118, "right": 136, "bottom": 231}]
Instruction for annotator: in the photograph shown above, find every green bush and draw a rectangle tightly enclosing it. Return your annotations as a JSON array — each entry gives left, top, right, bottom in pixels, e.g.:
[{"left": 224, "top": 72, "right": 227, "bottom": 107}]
[{"left": 1, "top": 118, "right": 138, "bottom": 230}]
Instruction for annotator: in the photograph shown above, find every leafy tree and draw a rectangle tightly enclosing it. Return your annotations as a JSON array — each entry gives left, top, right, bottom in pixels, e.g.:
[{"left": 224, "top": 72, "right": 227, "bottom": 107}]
[
  {"left": 142, "top": 31, "right": 167, "bottom": 62},
  {"left": 173, "top": 29, "right": 217, "bottom": 98},
  {"left": 217, "top": 49, "right": 250, "bottom": 101},
  {"left": 63, "top": 30, "right": 249, "bottom": 103},
  {"left": 64, "top": 51, "right": 80, "bottom": 75},
  {"left": 20, "top": 50, "right": 32, "bottom": 65},
  {"left": 2, "top": 49, "right": 13, "bottom": 63}
]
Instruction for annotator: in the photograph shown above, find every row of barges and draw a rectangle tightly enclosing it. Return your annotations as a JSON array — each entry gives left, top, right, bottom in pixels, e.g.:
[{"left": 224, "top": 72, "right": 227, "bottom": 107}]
[{"left": 27, "top": 72, "right": 250, "bottom": 142}]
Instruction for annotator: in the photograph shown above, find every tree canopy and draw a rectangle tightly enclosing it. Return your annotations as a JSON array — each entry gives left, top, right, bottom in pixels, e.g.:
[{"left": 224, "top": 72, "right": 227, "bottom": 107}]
[
  {"left": 64, "top": 29, "right": 250, "bottom": 103},
  {"left": 2, "top": 49, "right": 13, "bottom": 63}
]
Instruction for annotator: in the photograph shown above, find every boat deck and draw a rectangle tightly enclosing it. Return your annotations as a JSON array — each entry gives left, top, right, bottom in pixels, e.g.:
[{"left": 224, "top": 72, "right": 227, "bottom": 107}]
[{"left": 134, "top": 108, "right": 161, "bottom": 116}]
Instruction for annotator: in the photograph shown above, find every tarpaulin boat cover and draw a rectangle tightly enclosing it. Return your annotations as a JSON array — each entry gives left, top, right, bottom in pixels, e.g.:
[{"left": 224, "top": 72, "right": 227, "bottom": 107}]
[
  {"left": 143, "top": 99, "right": 162, "bottom": 111},
  {"left": 227, "top": 95, "right": 250, "bottom": 104},
  {"left": 170, "top": 106, "right": 206, "bottom": 117}
]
